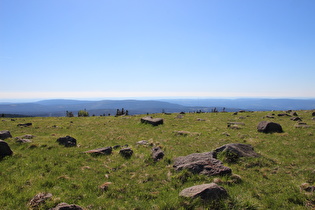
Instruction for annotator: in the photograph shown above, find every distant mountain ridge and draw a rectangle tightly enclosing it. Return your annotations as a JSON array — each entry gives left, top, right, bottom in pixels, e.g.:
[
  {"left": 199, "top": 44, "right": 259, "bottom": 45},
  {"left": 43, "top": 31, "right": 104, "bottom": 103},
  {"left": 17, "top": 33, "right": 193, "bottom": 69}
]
[{"left": 0, "top": 98, "right": 314, "bottom": 117}]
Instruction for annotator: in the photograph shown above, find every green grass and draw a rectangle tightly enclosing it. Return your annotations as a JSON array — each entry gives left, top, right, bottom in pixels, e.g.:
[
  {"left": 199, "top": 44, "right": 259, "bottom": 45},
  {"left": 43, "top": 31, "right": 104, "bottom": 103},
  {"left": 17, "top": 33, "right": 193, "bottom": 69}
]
[{"left": 1, "top": 110, "right": 315, "bottom": 209}]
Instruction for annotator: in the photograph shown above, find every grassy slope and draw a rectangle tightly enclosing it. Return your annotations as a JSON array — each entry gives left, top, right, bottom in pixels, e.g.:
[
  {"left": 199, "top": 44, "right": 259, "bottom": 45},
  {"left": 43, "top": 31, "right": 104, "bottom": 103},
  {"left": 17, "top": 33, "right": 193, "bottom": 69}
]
[{"left": 0, "top": 111, "right": 314, "bottom": 209}]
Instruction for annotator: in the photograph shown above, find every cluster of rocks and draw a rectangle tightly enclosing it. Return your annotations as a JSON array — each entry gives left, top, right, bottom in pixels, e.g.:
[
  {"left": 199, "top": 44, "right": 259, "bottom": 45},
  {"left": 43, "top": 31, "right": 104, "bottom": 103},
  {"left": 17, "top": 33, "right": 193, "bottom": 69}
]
[{"left": 174, "top": 143, "right": 260, "bottom": 200}]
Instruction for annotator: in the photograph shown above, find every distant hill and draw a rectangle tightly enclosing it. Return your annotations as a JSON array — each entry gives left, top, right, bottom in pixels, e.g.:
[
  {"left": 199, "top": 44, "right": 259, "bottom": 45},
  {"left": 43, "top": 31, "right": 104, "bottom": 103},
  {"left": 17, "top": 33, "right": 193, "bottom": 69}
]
[
  {"left": 0, "top": 99, "right": 235, "bottom": 117},
  {"left": 161, "top": 98, "right": 315, "bottom": 111},
  {"left": 0, "top": 98, "right": 314, "bottom": 117}
]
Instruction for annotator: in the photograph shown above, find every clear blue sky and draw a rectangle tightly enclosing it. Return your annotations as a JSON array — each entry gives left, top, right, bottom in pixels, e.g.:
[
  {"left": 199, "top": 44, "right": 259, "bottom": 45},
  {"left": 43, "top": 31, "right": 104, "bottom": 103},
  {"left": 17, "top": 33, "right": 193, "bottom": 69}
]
[{"left": 1, "top": 0, "right": 314, "bottom": 101}]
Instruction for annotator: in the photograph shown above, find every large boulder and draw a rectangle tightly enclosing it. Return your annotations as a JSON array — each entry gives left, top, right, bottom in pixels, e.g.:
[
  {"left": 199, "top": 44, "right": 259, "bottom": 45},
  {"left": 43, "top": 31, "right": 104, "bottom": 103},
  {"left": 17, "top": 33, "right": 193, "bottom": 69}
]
[
  {"left": 173, "top": 152, "right": 232, "bottom": 176},
  {"left": 56, "top": 136, "right": 77, "bottom": 147},
  {"left": 0, "top": 130, "right": 12, "bottom": 140},
  {"left": 141, "top": 117, "right": 164, "bottom": 126},
  {"left": 312, "top": 112, "right": 315, "bottom": 117},
  {"left": 257, "top": 121, "right": 283, "bottom": 133},
  {"left": 213, "top": 143, "right": 260, "bottom": 159},
  {"left": 84, "top": 147, "right": 112, "bottom": 155},
  {"left": 179, "top": 183, "right": 228, "bottom": 200},
  {"left": 0, "top": 140, "right": 13, "bottom": 159}
]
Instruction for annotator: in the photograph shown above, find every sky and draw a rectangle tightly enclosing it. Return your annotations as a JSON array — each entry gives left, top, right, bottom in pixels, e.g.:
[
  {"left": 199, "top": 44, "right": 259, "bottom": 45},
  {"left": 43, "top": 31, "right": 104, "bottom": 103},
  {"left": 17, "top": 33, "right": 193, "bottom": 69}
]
[{"left": 1, "top": 0, "right": 315, "bottom": 101}]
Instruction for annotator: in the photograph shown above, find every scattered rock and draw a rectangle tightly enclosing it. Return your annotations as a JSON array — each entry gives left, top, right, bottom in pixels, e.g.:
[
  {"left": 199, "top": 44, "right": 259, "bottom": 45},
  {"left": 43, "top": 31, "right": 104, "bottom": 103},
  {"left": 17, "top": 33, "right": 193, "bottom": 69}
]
[
  {"left": 141, "top": 117, "right": 164, "bottom": 126},
  {"left": 0, "top": 140, "right": 13, "bottom": 159},
  {"left": 29, "top": 192, "right": 52, "bottom": 208},
  {"left": 84, "top": 147, "right": 112, "bottom": 155},
  {"left": 278, "top": 113, "right": 291, "bottom": 117},
  {"left": 16, "top": 138, "right": 32, "bottom": 143},
  {"left": 227, "top": 122, "right": 245, "bottom": 126},
  {"left": 21, "top": 134, "right": 35, "bottom": 139},
  {"left": 176, "top": 115, "right": 184, "bottom": 119},
  {"left": 179, "top": 183, "right": 228, "bottom": 200},
  {"left": 291, "top": 112, "right": 298, "bottom": 116},
  {"left": 179, "top": 112, "right": 186, "bottom": 114},
  {"left": 113, "top": 145, "right": 121, "bottom": 149},
  {"left": 0, "top": 130, "right": 12, "bottom": 140},
  {"left": 213, "top": 143, "right": 260, "bottom": 161},
  {"left": 99, "top": 182, "right": 112, "bottom": 191},
  {"left": 228, "top": 125, "right": 241, "bottom": 130},
  {"left": 196, "top": 118, "right": 205, "bottom": 121},
  {"left": 173, "top": 152, "right": 232, "bottom": 176},
  {"left": 17, "top": 123, "right": 32, "bottom": 127},
  {"left": 290, "top": 117, "right": 302, "bottom": 121},
  {"left": 221, "top": 132, "right": 230, "bottom": 136},
  {"left": 119, "top": 148, "right": 133, "bottom": 158},
  {"left": 312, "top": 112, "right": 315, "bottom": 117},
  {"left": 229, "top": 174, "right": 243, "bottom": 184},
  {"left": 265, "top": 115, "right": 274, "bottom": 118},
  {"left": 50, "top": 202, "right": 83, "bottom": 210},
  {"left": 257, "top": 121, "right": 283, "bottom": 133},
  {"left": 300, "top": 183, "right": 315, "bottom": 193},
  {"left": 137, "top": 140, "right": 149, "bottom": 145},
  {"left": 152, "top": 147, "right": 164, "bottom": 161},
  {"left": 175, "top": 131, "right": 191, "bottom": 136},
  {"left": 56, "top": 136, "right": 77, "bottom": 147},
  {"left": 295, "top": 123, "right": 311, "bottom": 128}
]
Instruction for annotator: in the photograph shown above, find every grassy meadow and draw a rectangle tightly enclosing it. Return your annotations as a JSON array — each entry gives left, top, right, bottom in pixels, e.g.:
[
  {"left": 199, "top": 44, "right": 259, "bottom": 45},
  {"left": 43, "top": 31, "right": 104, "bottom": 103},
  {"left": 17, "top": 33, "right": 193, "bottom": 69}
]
[{"left": 0, "top": 110, "right": 315, "bottom": 209}]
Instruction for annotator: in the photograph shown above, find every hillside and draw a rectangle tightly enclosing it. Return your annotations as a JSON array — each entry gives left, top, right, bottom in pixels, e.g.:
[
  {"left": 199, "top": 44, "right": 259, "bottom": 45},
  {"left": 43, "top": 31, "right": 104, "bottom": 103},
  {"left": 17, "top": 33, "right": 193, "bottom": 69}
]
[{"left": 0, "top": 110, "right": 314, "bottom": 209}]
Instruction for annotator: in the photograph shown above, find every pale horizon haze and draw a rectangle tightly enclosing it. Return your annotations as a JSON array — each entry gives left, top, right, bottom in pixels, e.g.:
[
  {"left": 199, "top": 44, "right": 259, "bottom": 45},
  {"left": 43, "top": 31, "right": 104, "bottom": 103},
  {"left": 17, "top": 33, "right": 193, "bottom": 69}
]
[{"left": 1, "top": 0, "right": 315, "bottom": 102}]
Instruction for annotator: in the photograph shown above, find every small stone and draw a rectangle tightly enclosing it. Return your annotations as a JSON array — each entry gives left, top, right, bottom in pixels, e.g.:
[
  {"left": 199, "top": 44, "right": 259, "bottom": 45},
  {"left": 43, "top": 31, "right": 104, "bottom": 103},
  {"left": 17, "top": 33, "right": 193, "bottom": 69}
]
[
  {"left": 99, "top": 182, "right": 112, "bottom": 191},
  {"left": 152, "top": 147, "right": 164, "bottom": 161},
  {"left": 137, "top": 140, "right": 148, "bottom": 145},
  {"left": 16, "top": 138, "right": 32, "bottom": 143},
  {"left": 29, "top": 193, "right": 52, "bottom": 208}
]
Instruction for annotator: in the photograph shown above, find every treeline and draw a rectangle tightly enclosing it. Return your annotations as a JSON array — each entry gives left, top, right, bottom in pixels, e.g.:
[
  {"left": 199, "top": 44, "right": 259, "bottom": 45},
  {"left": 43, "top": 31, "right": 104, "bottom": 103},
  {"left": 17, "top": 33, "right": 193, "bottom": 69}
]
[{"left": 66, "top": 108, "right": 129, "bottom": 117}]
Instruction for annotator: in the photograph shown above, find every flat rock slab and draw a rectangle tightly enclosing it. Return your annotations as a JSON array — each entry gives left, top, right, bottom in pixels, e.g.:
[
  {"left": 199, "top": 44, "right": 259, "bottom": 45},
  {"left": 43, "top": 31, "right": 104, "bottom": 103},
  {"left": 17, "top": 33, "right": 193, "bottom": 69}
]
[
  {"left": 173, "top": 152, "right": 232, "bottom": 176},
  {"left": 179, "top": 183, "right": 228, "bottom": 200},
  {"left": 16, "top": 138, "right": 32, "bottom": 143},
  {"left": 257, "top": 121, "right": 283, "bottom": 133},
  {"left": 213, "top": 143, "right": 260, "bottom": 159},
  {"left": 141, "top": 117, "right": 164, "bottom": 126},
  {"left": 84, "top": 147, "right": 112, "bottom": 155},
  {"left": 0, "top": 140, "right": 13, "bottom": 159},
  {"left": 0, "top": 130, "right": 12, "bottom": 140},
  {"left": 17, "top": 123, "right": 32, "bottom": 127}
]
